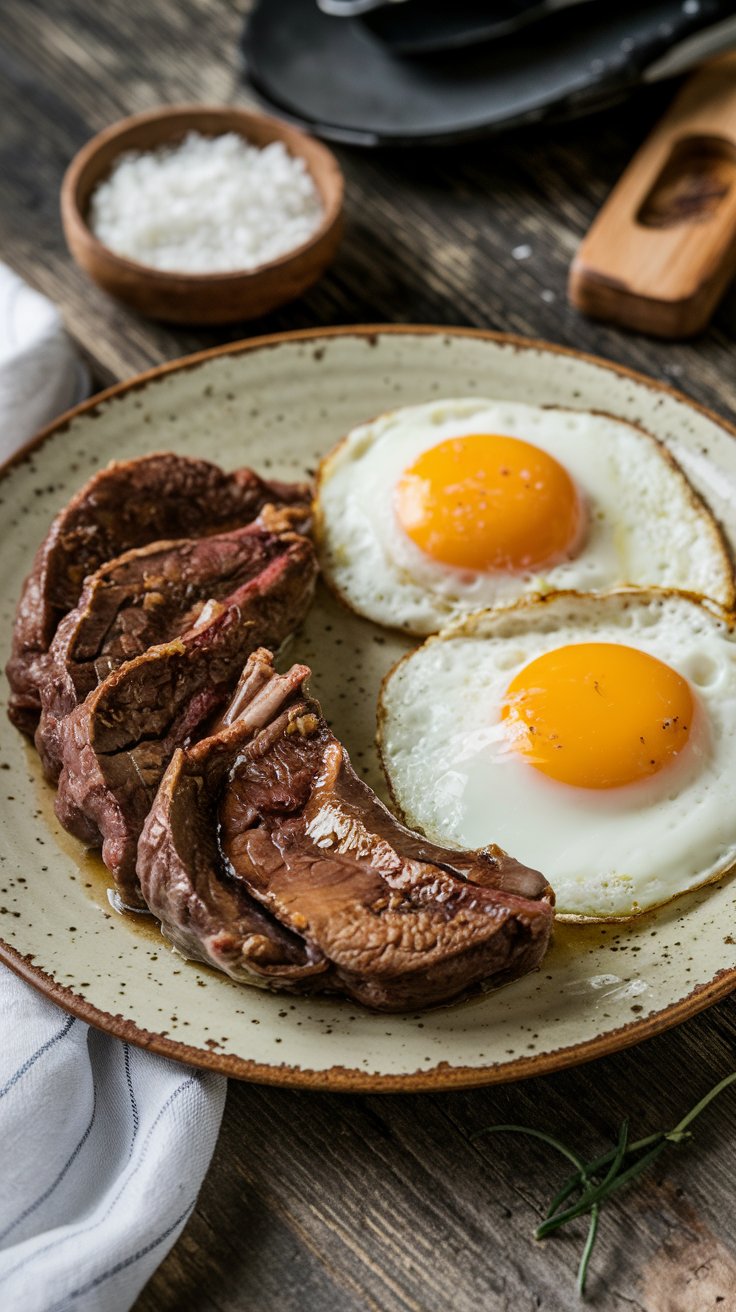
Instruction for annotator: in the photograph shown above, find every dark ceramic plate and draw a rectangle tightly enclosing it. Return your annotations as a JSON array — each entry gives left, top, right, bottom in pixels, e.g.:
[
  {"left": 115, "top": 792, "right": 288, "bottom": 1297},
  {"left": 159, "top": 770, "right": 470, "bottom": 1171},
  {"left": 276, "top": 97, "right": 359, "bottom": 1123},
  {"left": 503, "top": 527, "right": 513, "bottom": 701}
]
[
  {"left": 358, "top": 0, "right": 596, "bottom": 56},
  {"left": 241, "top": 0, "right": 735, "bottom": 147}
]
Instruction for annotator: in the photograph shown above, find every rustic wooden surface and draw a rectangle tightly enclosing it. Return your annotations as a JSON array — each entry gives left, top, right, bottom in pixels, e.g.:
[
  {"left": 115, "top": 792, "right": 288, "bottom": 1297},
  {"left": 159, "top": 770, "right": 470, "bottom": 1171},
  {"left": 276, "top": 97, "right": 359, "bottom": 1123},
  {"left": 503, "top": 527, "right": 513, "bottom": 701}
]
[{"left": 3, "top": 3, "right": 736, "bottom": 1309}]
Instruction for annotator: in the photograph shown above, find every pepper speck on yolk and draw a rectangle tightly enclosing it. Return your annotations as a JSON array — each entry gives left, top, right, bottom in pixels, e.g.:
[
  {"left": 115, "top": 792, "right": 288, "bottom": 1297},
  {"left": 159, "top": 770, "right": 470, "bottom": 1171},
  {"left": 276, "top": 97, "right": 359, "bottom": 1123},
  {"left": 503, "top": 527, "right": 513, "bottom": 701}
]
[
  {"left": 394, "top": 433, "right": 585, "bottom": 573},
  {"left": 501, "top": 642, "right": 694, "bottom": 789}
]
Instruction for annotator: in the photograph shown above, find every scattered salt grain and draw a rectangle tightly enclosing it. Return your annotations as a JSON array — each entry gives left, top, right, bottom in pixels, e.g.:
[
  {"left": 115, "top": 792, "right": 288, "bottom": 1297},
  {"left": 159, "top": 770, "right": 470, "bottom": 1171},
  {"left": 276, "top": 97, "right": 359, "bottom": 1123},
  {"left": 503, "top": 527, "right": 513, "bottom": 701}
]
[
  {"left": 511, "top": 243, "right": 532, "bottom": 261},
  {"left": 89, "top": 131, "right": 325, "bottom": 273}
]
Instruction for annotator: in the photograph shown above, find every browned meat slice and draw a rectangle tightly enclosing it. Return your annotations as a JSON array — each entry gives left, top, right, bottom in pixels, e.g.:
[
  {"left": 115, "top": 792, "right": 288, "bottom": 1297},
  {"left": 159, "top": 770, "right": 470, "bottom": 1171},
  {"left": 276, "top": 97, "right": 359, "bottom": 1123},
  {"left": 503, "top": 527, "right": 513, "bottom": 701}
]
[
  {"left": 7, "top": 452, "right": 310, "bottom": 733},
  {"left": 139, "top": 653, "right": 328, "bottom": 989},
  {"left": 138, "top": 650, "right": 554, "bottom": 1012},
  {"left": 36, "top": 509, "right": 308, "bottom": 781},
  {"left": 55, "top": 538, "right": 317, "bottom": 908}
]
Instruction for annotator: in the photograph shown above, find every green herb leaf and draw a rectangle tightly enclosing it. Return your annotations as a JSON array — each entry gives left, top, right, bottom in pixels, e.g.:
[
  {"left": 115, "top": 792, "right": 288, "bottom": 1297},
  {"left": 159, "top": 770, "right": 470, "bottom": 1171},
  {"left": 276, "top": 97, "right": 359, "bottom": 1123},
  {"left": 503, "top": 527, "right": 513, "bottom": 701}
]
[
  {"left": 471, "top": 1123, "right": 587, "bottom": 1175},
  {"left": 576, "top": 1205, "right": 598, "bottom": 1297},
  {"left": 472, "top": 1070, "right": 736, "bottom": 1300}
]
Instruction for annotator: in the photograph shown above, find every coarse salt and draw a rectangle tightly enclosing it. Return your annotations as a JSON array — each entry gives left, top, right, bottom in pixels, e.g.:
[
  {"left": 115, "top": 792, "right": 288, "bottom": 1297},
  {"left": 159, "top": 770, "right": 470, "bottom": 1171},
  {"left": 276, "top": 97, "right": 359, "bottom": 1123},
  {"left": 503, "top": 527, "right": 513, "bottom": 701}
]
[{"left": 89, "top": 131, "right": 325, "bottom": 273}]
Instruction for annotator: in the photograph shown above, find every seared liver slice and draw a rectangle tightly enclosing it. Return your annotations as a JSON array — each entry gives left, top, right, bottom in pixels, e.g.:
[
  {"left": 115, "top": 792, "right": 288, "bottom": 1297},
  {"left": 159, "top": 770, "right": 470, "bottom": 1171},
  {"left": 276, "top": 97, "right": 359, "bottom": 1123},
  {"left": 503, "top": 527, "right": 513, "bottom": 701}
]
[
  {"left": 139, "top": 653, "right": 328, "bottom": 990},
  {"left": 7, "top": 452, "right": 309, "bottom": 733},
  {"left": 55, "top": 537, "right": 317, "bottom": 908},
  {"left": 36, "top": 509, "right": 308, "bottom": 780},
  {"left": 138, "top": 650, "right": 554, "bottom": 1012}
]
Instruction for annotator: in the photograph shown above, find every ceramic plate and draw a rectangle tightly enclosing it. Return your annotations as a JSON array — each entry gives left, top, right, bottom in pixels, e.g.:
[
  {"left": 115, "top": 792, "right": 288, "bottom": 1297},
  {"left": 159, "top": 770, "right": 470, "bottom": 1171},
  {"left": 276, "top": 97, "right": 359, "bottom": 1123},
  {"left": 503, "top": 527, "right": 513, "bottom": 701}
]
[{"left": 2, "top": 326, "right": 736, "bottom": 1091}]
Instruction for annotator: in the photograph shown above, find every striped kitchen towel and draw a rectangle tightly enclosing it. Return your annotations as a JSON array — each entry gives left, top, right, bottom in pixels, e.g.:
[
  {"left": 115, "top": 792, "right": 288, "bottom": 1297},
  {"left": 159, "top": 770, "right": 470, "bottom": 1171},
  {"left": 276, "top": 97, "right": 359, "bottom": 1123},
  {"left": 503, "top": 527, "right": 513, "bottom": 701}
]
[
  {"left": 0, "top": 263, "right": 89, "bottom": 460},
  {"left": 0, "top": 970, "right": 226, "bottom": 1312},
  {"left": 0, "top": 263, "right": 227, "bottom": 1311}
]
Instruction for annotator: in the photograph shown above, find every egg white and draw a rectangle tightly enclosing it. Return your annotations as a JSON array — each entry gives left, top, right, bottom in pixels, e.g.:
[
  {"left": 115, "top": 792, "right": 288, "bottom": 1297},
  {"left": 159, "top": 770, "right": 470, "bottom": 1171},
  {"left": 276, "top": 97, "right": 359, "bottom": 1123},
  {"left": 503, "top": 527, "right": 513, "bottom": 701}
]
[
  {"left": 316, "top": 399, "right": 735, "bottom": 635},
  {"left": 378, "top": 590, "right": 736, "bottom": 920}
]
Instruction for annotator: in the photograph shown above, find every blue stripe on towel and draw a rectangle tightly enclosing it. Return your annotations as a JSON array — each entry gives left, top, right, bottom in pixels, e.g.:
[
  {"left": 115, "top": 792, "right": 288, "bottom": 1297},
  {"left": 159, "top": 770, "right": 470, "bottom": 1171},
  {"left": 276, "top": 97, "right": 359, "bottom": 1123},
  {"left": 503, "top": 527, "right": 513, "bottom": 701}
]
[
  {"left": 0, "top": 1082, "right": 98, "bottom": 1244},
  {"left": 123, "top": 1044, "right": 140, "bottom": 1156},
  {"left": 47, "top": 1200, "right": 196, "bottom": 1312},
  {"left": 0, "top": 1015, "right": 75, "bottom": 1100},
  {"left": 0, "top": 1076, "right": 197, "bottom": 1284}
]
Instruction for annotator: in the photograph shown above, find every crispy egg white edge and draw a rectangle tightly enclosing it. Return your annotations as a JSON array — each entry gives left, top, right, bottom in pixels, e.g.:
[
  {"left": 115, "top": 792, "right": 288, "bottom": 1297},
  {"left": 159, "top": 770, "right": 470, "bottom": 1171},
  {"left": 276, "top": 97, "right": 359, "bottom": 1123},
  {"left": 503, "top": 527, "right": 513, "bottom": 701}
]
[
  {"left": 314, "top": 399, "right": 736, "bottom": 635},
  {"left": 375, "top": 586, "right": 736, "bottom": 925}
]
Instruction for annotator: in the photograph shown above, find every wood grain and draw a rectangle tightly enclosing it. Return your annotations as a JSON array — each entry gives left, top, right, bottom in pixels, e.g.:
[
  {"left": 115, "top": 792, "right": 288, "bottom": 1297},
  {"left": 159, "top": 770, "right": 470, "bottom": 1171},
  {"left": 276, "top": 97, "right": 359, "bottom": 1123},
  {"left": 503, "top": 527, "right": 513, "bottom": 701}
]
[{"left": 3, "top": 3, "right": 736, "bottom": 1309}]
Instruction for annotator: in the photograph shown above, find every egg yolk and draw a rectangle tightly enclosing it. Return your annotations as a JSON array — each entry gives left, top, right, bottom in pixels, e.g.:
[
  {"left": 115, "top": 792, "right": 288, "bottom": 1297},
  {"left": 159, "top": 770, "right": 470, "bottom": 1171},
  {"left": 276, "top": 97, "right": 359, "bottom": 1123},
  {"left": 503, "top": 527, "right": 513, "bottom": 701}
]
[
  {"left": 394, "top": 433, "right": 585, "bottom": 573},
  {"left": 501, "top": 642, "right": 694, "bottom": 789}
]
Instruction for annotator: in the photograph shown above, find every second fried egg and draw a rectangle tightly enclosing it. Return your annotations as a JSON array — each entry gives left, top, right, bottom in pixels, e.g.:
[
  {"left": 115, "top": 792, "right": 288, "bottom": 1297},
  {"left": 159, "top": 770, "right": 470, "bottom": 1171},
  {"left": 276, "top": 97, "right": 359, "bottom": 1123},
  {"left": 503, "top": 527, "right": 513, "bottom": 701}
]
[
  {"left": 378, "top": 590, "right": 736, "bottom": 920},
  {"left": 315, "top": 399, "right": 734, "bottom": 634}
]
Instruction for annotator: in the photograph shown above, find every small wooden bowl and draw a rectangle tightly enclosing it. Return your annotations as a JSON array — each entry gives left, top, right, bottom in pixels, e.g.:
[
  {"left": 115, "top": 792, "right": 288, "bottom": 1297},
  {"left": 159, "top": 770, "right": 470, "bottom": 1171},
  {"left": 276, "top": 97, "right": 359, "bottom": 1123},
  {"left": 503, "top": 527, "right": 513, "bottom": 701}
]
[{"left": 61, "top": 105, "right": 344, "bottom": 325}]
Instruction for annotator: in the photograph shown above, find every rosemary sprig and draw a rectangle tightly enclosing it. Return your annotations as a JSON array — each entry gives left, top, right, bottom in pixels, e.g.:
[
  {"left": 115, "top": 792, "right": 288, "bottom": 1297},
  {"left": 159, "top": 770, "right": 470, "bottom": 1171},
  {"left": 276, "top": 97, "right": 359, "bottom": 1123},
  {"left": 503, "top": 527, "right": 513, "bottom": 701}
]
[
  {"left": 472, "top": 1069, "right": 736, "bottom": 1298},
  {"left": 470, "top": 1122, "right": 600, "bottom": 1294}
]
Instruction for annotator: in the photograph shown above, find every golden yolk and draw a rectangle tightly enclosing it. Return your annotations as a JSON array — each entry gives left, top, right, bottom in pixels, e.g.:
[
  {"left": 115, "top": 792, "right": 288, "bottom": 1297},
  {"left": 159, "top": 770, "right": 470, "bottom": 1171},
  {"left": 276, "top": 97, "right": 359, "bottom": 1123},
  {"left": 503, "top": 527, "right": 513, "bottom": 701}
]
[
  {"left": 394, "top": 433, "right": 585, "bottom": 573},
  {"left": 501, "top": 642, "right": 694, "bottom": 789}
]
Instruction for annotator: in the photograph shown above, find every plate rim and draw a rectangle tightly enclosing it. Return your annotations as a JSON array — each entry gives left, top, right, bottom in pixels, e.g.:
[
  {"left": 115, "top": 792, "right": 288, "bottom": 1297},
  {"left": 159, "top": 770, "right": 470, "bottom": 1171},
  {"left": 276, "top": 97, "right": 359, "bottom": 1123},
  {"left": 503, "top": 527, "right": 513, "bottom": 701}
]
[{"left": 4, "top": 321, "right": 736, "bottom": 1091}]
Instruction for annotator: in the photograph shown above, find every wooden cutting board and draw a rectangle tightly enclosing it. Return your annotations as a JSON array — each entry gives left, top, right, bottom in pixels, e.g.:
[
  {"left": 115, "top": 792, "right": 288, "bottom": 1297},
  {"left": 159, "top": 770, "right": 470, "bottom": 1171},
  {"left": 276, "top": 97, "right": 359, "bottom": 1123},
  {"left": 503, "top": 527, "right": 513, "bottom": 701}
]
[{"left": 569, "top": 54, "right": 736, "bottom": 338}]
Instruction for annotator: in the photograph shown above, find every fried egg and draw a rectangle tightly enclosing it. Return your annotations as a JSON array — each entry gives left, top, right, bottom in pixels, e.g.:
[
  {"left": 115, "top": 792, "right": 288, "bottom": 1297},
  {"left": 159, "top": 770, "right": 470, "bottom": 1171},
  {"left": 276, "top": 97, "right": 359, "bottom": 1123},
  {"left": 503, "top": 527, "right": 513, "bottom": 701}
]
[
  {"left": 378, "top": 590, "right": 736, "bottom": 920},
  {"left": 315, "top": 399, "right": 735, "bottom": 635}
]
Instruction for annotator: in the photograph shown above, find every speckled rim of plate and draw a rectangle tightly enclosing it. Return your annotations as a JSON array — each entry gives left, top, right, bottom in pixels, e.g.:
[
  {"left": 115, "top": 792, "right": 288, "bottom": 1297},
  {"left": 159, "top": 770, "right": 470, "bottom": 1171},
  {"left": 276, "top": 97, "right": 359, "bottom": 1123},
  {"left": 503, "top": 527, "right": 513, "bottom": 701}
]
[
  {"left": 2, "top": 323, "right": 736, "bottom": 1093},
  {"left": 1, "top": 941, "right": 734, "bottom": 1090}
]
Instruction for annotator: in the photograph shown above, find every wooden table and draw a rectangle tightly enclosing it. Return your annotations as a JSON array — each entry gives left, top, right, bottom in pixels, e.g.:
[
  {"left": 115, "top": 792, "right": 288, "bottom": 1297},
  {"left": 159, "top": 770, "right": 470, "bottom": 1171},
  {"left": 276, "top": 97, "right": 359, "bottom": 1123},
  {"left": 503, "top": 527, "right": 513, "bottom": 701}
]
[{"left": 4, "top": 4, "right": 736, "bottom": 1308}]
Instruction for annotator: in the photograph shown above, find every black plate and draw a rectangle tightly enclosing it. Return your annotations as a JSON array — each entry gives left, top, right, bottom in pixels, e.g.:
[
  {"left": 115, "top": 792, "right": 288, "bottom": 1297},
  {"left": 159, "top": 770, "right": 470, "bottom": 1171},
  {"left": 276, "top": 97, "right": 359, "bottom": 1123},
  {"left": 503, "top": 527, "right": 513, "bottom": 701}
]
[
  {"left": 241, "top": 0, "right": 734, "bottom": 147},
  {"left": 359, "top": 0, "right": 596, "bottom": 56}
]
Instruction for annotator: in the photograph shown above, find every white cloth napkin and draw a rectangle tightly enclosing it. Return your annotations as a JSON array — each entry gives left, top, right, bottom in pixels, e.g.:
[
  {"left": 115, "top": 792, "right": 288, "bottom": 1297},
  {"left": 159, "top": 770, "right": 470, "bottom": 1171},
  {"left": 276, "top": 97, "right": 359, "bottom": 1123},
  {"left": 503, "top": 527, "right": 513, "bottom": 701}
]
[
  {"left": 0, "top": 263, "right": 227, "bottom": 1311},
  {"left": 0, "top": 265, "right": 90, "bottom": 461}
]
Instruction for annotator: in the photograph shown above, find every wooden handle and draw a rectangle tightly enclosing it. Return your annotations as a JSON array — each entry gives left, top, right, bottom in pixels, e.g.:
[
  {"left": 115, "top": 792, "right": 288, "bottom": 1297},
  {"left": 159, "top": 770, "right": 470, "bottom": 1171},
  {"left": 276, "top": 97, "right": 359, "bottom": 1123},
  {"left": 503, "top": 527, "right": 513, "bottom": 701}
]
[{"left": 569, "top": 54, "right": 736, "bottom": 338}]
